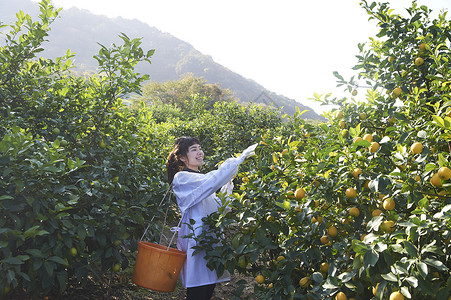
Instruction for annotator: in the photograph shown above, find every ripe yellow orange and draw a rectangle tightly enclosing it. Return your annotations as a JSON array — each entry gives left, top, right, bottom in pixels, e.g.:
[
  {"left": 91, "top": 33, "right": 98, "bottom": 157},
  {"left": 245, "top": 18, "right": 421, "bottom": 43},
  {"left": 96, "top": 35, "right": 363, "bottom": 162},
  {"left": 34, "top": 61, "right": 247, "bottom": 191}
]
[
  {"left": 337, "top": 111, "right": 344, "bottom": 119},
  {"left": 419, "top": 43, "right": 427, "bottom": 51},
  {"left": 256, "top": 274, "right": 265, "bottom": 284},
  {"left": 393, "top": 87, "right": 402, "bottom": 97},
  {"left": 335, "top": 291, "right": 347, "bottom": 300},
  {"left": 316, "top": 216, "right": 323, "bottom": 223},
  {"left": 380, "top": 220, "right": 395, "bottom": 233},
  {"left": 438, "top": 166, "right": 451, "bottom": 180},
  {"left": 327, "top": 226, "right": 338, "bottom": 237},
  {"left": 353, "top": 137, "right": 363, "bottom": 143},
  {"left": 352, "top": 168, "right": 362, "bottom": 179},
  {"left": 319, "top": 262, "right": 330, "bottom": 273},
  {"left": 414, "top": 175, "right": 421, "bottom": 182},
  {"left": 267, "top": 283, "right": 273, "bottom": 289},
  {"left": 410, "top": 142, "right": 423, "bottom": 154},
  {"left": 363, "top": 180, "right": 370, "bottom": 189},
  {"left": 372, "top": 209, "right": 382, "bottom": 217},
  {"left": 360, "top": 112, "right": 366, "bottom": 120},
  {"left": 339, "top": 121, "right": 346, "bottom": 128},
  {"left": 320, "top": 235, "right": 330, "bottom": 244},
  {"left": 363, "top": 134, "right": 373, "bottom": 142},
  {"left": 369, "top": 142, "right": 380, "bottom": 153},
  {"left": 430, "top": 173, "right": 442, "bottom": 187},
  {"left": 345, "top": 187, "right": 357, "bottom": 198},
  {"left": 383, "top": 198, "right": 395, "bottom": 210},
  {"left": 414, "top": 57, "right": 424, "bottom": 66},
  {"left": 277, "top": 255, "right": 285, "bottom": 262},
  {"left": 389, "top": 291, "right": 405, "bottom": 300},
  {"left": 349, "top": 207, "right": 360, "bottom": 217},
  {"left": 295, "top": 187, "right": 306, "bottom": 199},
  {"left": 352, "top": 90, "right": 358, "bottom": 96},
  {"left": 299, "top": 277, "right": 310, "bottom": 288}
]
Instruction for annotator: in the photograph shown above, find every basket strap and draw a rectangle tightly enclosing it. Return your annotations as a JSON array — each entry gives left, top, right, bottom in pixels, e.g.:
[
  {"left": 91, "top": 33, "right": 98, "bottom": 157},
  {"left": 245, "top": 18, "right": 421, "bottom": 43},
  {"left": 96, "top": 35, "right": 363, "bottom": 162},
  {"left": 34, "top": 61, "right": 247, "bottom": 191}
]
[
  {"left": 140, "top": 184, "right": 173, "bottom": 241},
  {"left": 166, "top": 214, "right": 184, "bottom": 251}
]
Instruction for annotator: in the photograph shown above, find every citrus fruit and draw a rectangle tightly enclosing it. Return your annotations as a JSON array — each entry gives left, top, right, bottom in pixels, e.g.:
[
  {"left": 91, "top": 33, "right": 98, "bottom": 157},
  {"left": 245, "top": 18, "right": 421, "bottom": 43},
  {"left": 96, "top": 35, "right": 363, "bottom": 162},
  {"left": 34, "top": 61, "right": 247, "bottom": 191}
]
[
  {"left": 372, "top": 209, "right": 382, "bottom": 217},
  {"left": 419, "top": 43, "right": 427, "bottom": 51},
  {"left": 353, "top": 137, "right": 363, "bottom": 143},
  {"left": 337, "top": 111, "right": 343, "bottom": 119},
  {"left": 430, "top": 173, "right": 442, "bottom": 187},
  {"left": 339, "top": 120, "right": 346, "bottom": 128},
  {"left": 383, "top": 198, "right": 395, "bottom": 210},
  {"left": 393, "top": 87, "right": 402, "bottom": 97},
  {"left": 281, "top": 149, "right": 288, "bottom": 156},
  {"left": 327, "top": 226, "right": 338, "bottom": 237},
  {"left": 112, "top": 263, "right": 121, "bottom": 272},
  {"left": 341, "top": 129, "right": 349, "bottom": 137},
  {"left": 320, "top": 262, "right": 330, "bottom": 273},
  {"left": 414, "top": 57, "right": 424, "bottom": 66},
  {"left": 299, "top": 277, "right": 310, "bottom": 288},
  {"left": 363, "top": 134, "right": 373, "bottom": 142},
  {"left": 256, "top": 274, "right": 265, "bottom": 284},
  {"left": 52, "top": 127, "right": 60, "bottom": 135},
  {"left": 277, "top": 255, "right": 285, "bottom": 262},
  {"left": 389, "top": 291, "right": 405, "bottom": 300},
  {"left": 349, "top": 207, "right": 360, "bottom": 217},
  {"left": 69, "top": 247, "right": 77, "bottom": 257},
  {"left": 238, "top": 256, "right": 247, "bottom": 268},
  {"left": 438, "top": 167, "right": 451, "bottom": 180},
  {"left": 380, "top": 220, "right": 395, "bottom": 233},
  {"left": 360, "top": 112, "right": 366, "bottom": 119},
  {"left": 369, "top": 142, "right": 380, "bottom": 153},
  {"left": 345, "top": 187, "right": 357, "bottom": 198},
  {"left": 410, "top": 142, "right": 423, "bottom": 154},
  {"left": 352, "top": 168, "right": 362, "bottom": 178},
  {"left": 295, "top": 187, "right": 306, "bottom": 199},
  {"left": 352, "top": 90, "right": 358, "bottom": 96},
  {"left": 335, "top": 292, "right": 347, "bottom": 300},
  {"left": 320, "top": 235, "right": 330, "bottom": 244},
  {"left": 388, "top": 55, "right": 395, "bottom": 62}
]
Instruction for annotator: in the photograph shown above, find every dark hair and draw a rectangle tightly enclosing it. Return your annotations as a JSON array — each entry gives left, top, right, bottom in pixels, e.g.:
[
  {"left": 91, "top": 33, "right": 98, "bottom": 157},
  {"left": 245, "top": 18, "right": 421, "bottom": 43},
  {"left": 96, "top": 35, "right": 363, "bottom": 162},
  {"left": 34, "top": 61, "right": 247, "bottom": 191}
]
[{"left": 166, "top": 136, "right": 201, "bottom": 184}]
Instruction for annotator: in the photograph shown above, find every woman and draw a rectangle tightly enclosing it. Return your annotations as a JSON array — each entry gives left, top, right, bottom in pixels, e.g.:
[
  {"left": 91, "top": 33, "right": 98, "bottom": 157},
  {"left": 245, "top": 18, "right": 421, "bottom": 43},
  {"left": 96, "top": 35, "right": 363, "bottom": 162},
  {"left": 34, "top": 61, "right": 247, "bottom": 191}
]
[{"left": 167, "top": 136, "right": 257, "bottom": 300}]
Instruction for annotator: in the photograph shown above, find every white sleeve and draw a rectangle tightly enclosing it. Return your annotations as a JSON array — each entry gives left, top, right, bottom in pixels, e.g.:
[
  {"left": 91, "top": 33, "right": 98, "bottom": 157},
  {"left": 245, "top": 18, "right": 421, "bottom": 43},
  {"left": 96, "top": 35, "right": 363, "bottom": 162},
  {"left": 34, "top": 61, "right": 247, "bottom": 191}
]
[
  {"left": 172, "top": 143, "right": 258, "bottom": 213},
  {"left": 172, "top": 157, "right": 240, "bottom": 213}
]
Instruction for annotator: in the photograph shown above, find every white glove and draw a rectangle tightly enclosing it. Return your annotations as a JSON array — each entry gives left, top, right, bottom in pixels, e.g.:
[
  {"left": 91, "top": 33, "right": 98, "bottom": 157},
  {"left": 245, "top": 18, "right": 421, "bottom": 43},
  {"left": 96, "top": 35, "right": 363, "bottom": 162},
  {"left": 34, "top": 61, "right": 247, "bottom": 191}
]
[{"left": 238, "top": 143, "right": 258, "bottom": 162}]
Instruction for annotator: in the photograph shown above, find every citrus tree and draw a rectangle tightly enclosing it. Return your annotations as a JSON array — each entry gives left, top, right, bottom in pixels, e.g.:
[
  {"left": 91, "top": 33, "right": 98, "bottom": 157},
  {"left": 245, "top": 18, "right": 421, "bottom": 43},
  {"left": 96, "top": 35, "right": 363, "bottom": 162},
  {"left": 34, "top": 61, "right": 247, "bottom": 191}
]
[{"left": 196, "top": 2, "right": 451, "bottom": 299}]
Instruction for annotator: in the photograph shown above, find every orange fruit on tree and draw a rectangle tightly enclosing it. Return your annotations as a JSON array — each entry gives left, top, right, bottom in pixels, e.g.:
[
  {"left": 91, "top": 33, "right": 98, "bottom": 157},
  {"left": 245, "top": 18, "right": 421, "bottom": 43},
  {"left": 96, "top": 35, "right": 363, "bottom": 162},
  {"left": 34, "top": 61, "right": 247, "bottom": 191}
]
[
  {"left": 388, "top": 55, "right": 395, "bottom": 62},
  {"left": 353, "top": 137, "right": 363, "bottom": 143},
  {"left": 319, "top": 262, "right": 329, "bottom": 273},
  {"left": 337, "top": 111, "right": 343, "bottom": 119},
  {"left": 327, "top": 226, "right": 338, "bottom": 237},
  {"left": 320, "top": 235, "right": 330, "bottom": 244},
  {"left": 335, "top": 291, "right": 347, "bottom": 300},
  {"left": 410, "top": 142, "right": 423, "bottom": 154},
  {"left": 419, "top": 43, "right": 427, "bottom": 51},
  {"left": 380, "top": 220, "right": 395, "bottom": 233},
  {"left": 299, "top": 276, "right": 310, "bottom": 288},
  {"left": 414, "top": 175, "right": 421, "bottom": 182},
  {"left": 341, "top": 129, "right": 349, "bottom": 137},
  {"left": 360, "top": 112, "right": 367, "bottom": 120},
  {"left": 295, "top": 187, "right": 306, "bottom": 199},
  {"left": 352, "top": 90, "right": 358, "bottom": 96},
  {"left": 345, "top": 187, "right": 357, "bottom": 198},
  {"left": 349, "top": 207, "right": 360, "bottom": 217},
  {"left": 277, "top": 255, "right": 285, "bottom": 262},
  {"left": 390, "top": 291, "right": 405, "bottom": 300},
  {"left": 339, "top": 121, "right": 346, "bottom": 128},
  {"left": 383, "top": 198, "right": 395, "bottom": 210},
  {"left": 438, "top": 166, "right": 451, "bottom": 180},
  {"left": 393, "top": 87, "right": 402, "bottom": 97},
  {"left": 352, "top": 168, "right": 362, "bottom": 178},
  {"left": 430, "top": 173, "right": 442, "bottom": 187},
  {"left": 372, "top": 209, "right": 382, "bottom": 217},
  {"left": 363, "top": 134, "right": 373, "bottom": 142},
  {"left": 414, "top": 57, "right": 424, "bottom": 66},
  {"left": 369, "top": 142, "right": 380, "bottom": 153},
  {"left": 256, "top": 274, "right": 265, "bottom": 284},
  {"left": 363, "top": 180, "right": 370, "bottom": 189}
]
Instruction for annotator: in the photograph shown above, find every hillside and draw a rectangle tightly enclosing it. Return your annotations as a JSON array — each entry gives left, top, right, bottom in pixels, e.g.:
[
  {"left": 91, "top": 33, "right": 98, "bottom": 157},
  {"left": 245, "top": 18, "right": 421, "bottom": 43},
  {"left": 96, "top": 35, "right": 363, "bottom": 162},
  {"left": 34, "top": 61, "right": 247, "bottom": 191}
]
[{"left": 0, "top": 0, "right": 323, "bottom": 119}]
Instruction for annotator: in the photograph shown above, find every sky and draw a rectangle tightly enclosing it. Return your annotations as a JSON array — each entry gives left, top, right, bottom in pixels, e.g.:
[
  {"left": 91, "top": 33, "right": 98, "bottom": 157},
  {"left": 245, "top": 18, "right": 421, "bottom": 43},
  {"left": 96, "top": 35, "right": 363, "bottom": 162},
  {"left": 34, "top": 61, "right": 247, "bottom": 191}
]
[{"left": 33, "top": 0, "right": 450, "bottom": 114}]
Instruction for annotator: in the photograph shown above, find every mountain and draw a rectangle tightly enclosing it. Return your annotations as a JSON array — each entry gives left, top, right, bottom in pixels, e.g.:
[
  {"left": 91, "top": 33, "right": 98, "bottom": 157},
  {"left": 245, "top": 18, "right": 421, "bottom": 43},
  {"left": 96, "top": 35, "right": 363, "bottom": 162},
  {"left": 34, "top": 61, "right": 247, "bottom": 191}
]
[{"left": 0, "top": 0, "right": 323, "bottom": 120}]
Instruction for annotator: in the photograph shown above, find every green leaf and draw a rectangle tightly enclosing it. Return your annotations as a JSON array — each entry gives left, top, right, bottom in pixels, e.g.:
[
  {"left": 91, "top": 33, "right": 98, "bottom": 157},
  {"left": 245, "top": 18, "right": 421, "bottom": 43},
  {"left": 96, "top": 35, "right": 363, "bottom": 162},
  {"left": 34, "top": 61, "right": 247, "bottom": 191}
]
[
  {"left": 405, "top": 276, "right": 418, "bottom": 288},
  {"left": 381, "top": 272, "right": 397, "bottom": 282},
  {"left": 403, "top": 241, "right": 418, "bottom": 257},
  {"left": 48, "top": 256, "right": 68, "bottom": 265},
  {"left": 417, "top": 261, "right": 428, "bottom": 279},
  {"left": 423, "top": 258, "right": 448, "bottom": 271},
  {"left": 363, "top": 249, "right": 379, "bottom": 268}
]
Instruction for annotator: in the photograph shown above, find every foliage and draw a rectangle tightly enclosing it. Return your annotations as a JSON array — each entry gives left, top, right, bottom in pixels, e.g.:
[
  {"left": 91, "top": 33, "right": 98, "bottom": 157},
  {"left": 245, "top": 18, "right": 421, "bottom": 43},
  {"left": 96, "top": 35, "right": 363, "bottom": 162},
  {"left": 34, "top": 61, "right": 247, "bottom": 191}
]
[{"left": 196, "top": 2, "right": 451, "bottom": 299}]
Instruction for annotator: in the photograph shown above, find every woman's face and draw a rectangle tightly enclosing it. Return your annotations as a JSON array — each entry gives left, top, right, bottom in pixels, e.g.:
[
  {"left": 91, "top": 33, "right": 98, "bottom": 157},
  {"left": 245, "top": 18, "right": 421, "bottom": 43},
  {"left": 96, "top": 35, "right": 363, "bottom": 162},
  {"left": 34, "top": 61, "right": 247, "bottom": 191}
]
[{"left": 180, "top": 143, "right": 204, "bottom": 171}]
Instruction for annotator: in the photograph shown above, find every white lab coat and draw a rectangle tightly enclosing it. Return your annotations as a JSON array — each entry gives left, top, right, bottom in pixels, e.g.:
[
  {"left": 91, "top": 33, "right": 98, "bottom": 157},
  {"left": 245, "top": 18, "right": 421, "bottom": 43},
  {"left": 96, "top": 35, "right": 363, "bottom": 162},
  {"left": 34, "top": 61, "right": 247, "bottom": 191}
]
[{"left": 172, "top": 144, "right": 257, "bottom": 288}]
